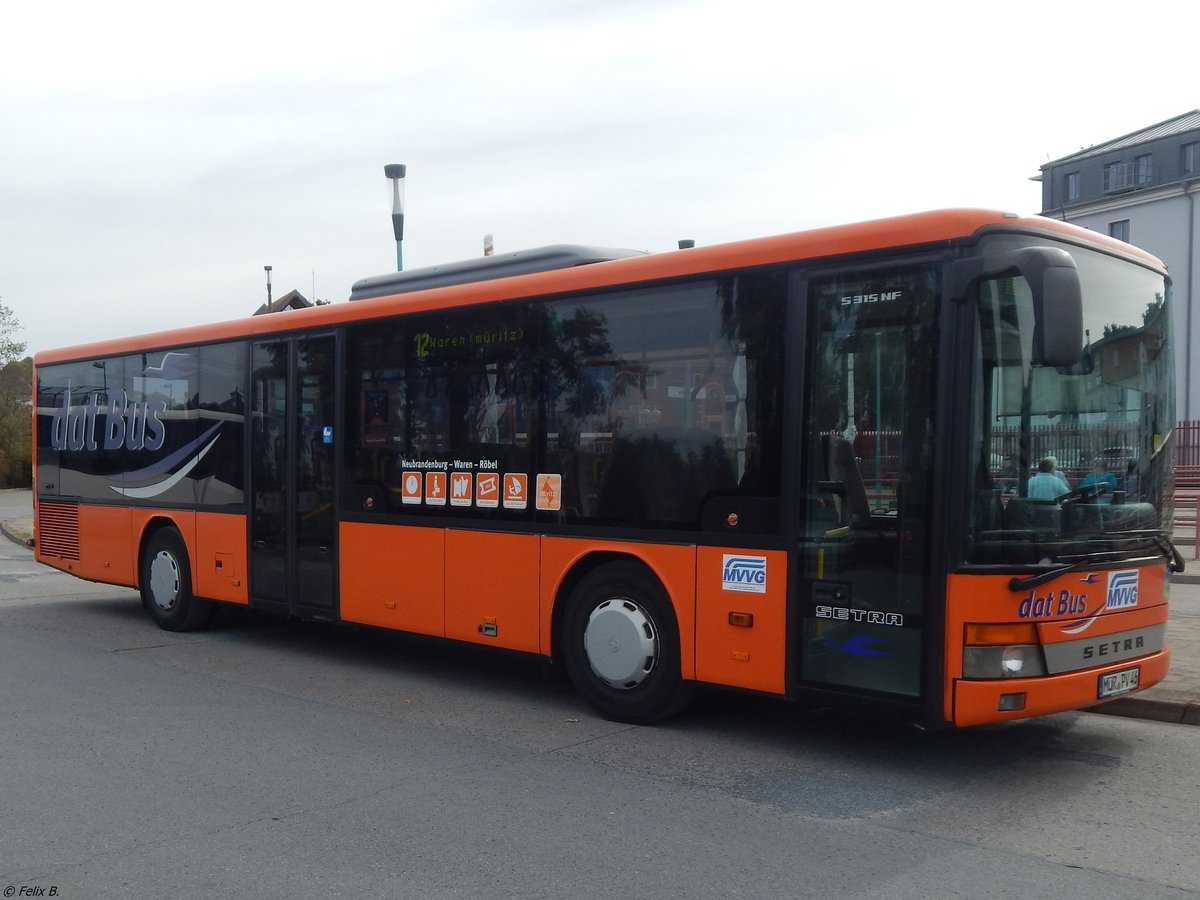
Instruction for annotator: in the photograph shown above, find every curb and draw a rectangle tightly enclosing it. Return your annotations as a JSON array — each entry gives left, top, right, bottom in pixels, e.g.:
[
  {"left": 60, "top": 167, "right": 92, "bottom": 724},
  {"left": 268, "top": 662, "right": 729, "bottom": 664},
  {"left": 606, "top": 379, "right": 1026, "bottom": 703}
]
[
  {"left": 0, "top": 519, "right": 31, "bottom": 548},
  {"left": 1088, "top": 696, "right": 1200, "bottom": 726}
]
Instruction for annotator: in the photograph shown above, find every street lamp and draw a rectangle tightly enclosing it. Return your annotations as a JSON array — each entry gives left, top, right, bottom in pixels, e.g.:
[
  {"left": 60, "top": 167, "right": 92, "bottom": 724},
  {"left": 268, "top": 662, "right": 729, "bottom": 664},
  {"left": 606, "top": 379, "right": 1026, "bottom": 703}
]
[
  {"left": 384, "top": 163, "right": 406, "bottom": 271},
  {"left": 264, "top": 265, "right": 273, "bottom": 306}
]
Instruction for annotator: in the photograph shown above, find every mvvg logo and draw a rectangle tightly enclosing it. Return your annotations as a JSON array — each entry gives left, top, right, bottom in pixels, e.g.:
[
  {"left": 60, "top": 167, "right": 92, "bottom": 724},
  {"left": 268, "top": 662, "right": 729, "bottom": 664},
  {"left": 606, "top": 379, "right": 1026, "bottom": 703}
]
[
  {"left": 722, "top": 555, "right": 767, "bottom": 594},
  {"left": 1106, "top": 570, "right": 1139, "bottom": 610}
]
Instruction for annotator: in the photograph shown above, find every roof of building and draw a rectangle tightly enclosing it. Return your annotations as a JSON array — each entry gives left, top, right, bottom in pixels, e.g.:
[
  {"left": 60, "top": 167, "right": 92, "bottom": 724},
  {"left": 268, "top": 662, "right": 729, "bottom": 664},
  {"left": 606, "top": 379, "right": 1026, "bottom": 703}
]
[
  {"left": 254, "top": 289, "right": 312, "bottom": 316},
  {"left": 1042, "top": 110, "right": 1200, "bottom": 169}
]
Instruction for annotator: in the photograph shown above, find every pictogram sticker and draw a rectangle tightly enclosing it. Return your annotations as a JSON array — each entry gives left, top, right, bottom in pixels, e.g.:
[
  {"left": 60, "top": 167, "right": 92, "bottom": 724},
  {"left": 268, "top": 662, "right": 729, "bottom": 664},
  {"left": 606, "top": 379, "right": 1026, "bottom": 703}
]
[
  {"left": 535, "top": 473, "right": 562, "bottom": 511},
  {"left": 476, "top": 473, "right": 500, "bottom": 508},
  {"left": 425, "top": 471, "right": 447, "bottom": 506},
  {"left": 503, "top": 473, "right": 528, "bottom": 509},
  {"left": 450, "top": 472, "right": 473, "bottom": 507},
  {"left": 401, "top": 471, "right": 422, "bottom": 505}
]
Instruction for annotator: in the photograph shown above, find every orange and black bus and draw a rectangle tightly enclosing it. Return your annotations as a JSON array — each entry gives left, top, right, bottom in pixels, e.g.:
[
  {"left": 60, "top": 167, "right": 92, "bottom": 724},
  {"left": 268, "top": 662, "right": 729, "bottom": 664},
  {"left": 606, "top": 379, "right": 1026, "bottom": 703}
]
[{"left": 32, "top": 209, "right": 1180, "bottom": 727}]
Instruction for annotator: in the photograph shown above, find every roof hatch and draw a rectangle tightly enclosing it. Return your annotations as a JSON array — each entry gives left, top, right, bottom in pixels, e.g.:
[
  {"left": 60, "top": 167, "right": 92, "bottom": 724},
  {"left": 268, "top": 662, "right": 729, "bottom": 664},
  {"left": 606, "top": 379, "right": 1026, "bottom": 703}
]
[{"left": 349, "top": 244, "right": 647, "bottom": 301}]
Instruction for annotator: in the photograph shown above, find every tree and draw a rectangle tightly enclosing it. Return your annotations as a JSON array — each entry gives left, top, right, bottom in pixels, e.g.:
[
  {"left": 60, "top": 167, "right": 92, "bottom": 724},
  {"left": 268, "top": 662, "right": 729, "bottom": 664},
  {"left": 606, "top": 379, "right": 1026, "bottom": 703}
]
[{"left": 0, "top": 297, "right": 30, "bottom": 487}]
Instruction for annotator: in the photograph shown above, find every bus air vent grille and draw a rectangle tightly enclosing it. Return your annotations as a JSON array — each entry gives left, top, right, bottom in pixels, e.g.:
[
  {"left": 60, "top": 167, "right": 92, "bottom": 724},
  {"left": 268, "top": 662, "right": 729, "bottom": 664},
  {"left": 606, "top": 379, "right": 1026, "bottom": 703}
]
[{"left": 38, "top": 502, "right": 81, "bottom": 560}]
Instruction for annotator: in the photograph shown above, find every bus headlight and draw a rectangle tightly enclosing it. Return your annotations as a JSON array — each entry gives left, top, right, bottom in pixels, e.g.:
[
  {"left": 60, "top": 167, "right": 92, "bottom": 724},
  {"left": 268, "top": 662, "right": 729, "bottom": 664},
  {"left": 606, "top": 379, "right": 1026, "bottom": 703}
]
[{"left": 962, "top": 644, "right": 1047, "bottom": 679}]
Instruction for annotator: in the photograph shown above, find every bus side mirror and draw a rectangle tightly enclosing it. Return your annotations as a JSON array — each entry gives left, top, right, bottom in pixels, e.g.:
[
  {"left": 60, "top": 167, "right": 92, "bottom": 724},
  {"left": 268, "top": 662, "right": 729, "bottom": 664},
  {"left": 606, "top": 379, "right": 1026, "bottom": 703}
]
[{"left": 953, "top": 247, "right": 1083, "bottom": 367}]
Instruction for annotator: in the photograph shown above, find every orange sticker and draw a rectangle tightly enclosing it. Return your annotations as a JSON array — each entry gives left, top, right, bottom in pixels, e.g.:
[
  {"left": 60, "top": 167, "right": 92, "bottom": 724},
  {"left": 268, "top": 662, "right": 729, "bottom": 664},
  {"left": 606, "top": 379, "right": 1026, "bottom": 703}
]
[
  {"left": 425, "top": 471, "right": 447, "bottom": 506},
  {"left": 450, "top": 472, "right": 473, "bottom": 507},
  {"left": 503, "top": 473, "right": 528, "bottom": 509},
  {"left": 476, "top": 473, "right": 500, "bottom": 508},
  {"left": 401, "top": 471, "right": 422, "bottom": 505},
  {"left": 535, "top": 473, "right": 562, "bottom": 511}
]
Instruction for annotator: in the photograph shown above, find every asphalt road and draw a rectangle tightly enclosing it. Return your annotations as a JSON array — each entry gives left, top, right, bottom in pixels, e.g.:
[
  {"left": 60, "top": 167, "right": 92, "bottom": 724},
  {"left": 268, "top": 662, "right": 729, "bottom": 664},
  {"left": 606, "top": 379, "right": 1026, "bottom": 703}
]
[{"left": 1, "top": 499, "right": 1198, "bottom": 898}]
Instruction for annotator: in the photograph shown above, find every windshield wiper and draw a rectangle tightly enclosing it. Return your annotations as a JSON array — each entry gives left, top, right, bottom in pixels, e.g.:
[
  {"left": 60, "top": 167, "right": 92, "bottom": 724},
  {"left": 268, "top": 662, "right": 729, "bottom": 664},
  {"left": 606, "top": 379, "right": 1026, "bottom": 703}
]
[
  {"left": 1109, "top": 529, "right": 1186, "bottom": 574},
  {"left": 1008, "top": 553, "right": 1117, "bottom": 592},
  {"left": 1007, "top": 533, "right": 1184, "bottom": 592},
  {"left": 1152, "top": 533, "right": 1186, "bottom": 574}
]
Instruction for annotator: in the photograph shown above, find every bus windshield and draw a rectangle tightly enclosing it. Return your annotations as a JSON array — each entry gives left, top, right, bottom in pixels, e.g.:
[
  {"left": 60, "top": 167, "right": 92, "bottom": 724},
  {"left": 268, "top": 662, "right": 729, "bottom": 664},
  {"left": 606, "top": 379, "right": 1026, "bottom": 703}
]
[{"left": 966, "top": 235, "right": 1174, "bottom": 566}]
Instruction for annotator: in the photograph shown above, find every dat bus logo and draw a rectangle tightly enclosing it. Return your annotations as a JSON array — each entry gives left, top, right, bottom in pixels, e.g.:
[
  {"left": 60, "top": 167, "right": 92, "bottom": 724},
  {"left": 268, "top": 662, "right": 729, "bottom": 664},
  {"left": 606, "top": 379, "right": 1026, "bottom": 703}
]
[
  {"left": 722, "top": 555, "right": 767, "bottom": 593},
  {"left": 1018, "top": 586, "right": 1088, "bottom": 619},
  {"left": 49, "top": 390, "right": 167, "bottom": 453}
]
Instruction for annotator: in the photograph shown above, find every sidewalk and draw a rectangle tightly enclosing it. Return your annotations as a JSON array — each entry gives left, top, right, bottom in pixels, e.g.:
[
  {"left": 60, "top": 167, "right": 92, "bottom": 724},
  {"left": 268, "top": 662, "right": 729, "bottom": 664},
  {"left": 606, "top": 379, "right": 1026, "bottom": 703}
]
[{"left": 3, "top": 511, "right": 1198, "bottom": 726}]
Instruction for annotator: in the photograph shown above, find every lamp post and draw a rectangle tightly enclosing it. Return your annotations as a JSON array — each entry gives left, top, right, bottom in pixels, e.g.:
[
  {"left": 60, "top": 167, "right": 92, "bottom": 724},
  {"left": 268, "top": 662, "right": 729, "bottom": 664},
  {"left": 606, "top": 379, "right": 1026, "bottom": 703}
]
[
  {"left": 264, "top": 265, "right": 273, "bottom": 306},
  {"left": 384, "top": 163, "right": 406, "bottom": 271}
]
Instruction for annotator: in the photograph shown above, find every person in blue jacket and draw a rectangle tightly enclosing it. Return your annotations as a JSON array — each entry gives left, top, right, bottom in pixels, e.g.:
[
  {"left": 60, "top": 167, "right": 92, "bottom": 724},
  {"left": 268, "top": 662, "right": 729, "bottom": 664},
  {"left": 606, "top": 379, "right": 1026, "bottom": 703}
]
[{"left": 1079, "top": 459, "right": 1118, "bottom": 500}]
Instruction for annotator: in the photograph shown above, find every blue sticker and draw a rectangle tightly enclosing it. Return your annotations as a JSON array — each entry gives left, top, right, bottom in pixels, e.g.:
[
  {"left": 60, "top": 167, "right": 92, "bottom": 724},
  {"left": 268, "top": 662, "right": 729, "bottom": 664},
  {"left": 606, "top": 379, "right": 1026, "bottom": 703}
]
[{"left": 822, "top": 635, "right": 896, "bottom": 657}]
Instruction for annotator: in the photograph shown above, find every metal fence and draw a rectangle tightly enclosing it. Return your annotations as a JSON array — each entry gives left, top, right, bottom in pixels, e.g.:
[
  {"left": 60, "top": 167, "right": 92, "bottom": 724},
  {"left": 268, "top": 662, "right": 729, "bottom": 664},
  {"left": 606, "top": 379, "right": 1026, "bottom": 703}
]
[{"left": 1178, "top": 421, "right": 1200, "bottom": 466}]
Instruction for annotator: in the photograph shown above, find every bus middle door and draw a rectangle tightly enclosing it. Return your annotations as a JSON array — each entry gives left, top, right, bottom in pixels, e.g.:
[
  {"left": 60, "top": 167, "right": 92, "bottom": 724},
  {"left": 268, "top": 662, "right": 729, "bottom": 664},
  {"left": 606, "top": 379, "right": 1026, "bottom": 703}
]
[{"left": 250, "top": 335, "right": 337, "bottom": 617}]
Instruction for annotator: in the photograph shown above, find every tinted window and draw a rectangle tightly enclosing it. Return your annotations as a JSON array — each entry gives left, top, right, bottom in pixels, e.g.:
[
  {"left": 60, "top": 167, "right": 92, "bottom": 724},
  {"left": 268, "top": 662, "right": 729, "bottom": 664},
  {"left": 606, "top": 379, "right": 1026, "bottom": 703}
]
[
  {"left": 119, "top": 349, "right": 200, "bottom": 505},
  {"left": 36, "top": 358, "right": 123, "bottom": 497},
  {"left": 195, "top": 342, "right": 246, "bottom": 506},
  {"left": 343, "top": 272, "right": 787, "bottom": 532},
  {"left": 344, "top": 304, "right": 537, "bottom": 519},
  {"left": 37, "top": 345, "right": 243, "bottom": 507},
  {"left": 543, "top": 274, "right": 785, "bottom": 529}
]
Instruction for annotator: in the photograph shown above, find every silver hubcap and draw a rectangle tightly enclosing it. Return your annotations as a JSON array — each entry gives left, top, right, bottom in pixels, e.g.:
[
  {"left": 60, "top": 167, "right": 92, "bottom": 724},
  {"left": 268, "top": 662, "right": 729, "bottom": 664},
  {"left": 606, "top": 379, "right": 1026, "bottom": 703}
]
[
  {"left": 149, "top": 550, "right": 180, "bottom": 611},
  {"left": 583, "top": 597, "right": 658, "bottom": 689}
]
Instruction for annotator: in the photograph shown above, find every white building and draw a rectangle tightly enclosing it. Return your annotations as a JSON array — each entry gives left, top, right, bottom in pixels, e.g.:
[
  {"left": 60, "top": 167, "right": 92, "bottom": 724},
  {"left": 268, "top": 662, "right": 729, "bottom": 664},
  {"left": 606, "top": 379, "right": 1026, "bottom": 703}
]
[{"left": 1037, "top": 110, "right": 1200, "bottom": 419}]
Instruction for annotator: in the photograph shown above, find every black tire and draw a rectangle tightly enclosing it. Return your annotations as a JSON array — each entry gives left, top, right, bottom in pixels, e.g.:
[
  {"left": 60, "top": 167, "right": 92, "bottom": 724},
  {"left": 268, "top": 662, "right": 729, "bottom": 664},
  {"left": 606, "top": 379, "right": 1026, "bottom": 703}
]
[
  {"left": 140, "top": 528, "right": 213, "bottom": 632},
  {"left": 560, "top": 561, "right": 696, "bottom": 724}
]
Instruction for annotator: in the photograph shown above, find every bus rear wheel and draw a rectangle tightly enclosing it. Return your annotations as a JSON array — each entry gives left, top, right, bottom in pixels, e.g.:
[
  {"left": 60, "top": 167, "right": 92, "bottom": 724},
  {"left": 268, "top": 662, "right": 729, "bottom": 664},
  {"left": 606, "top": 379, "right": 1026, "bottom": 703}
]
[
  {"left": 561, "top": 562, "right": 695, "bottom": 724},
  {"left": 140, "top": 528, "right": 213, "bottom": 632}
]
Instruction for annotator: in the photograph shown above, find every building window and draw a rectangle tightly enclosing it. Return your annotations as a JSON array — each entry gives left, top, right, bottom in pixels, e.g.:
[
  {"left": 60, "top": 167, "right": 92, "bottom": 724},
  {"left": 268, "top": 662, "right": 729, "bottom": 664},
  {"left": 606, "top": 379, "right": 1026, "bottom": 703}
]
[
  {"left": 1135, "top": 154, "right": 1153, "bottom": 185},
  {"left": 1103, "top": 161, "right": 1132, "bottom": 192},
  {"left": 1109, "top": 219, "right": 1130, "bottom": 243},
  {"left": 1064, "top": 172, "right": 1080, "bottom": 202},
  {"left": 1184, "top": 143, "right": 1198, "bottom": 175}
]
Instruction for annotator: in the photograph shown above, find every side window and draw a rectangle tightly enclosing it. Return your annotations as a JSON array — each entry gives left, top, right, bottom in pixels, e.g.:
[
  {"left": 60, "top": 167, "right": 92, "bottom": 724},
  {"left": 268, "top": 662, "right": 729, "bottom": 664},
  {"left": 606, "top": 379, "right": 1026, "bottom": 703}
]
[
  {"left": 543, "top": 273, "right": 785, "bottom": 530},
  {"left": 343, "top": 274, "right": 787, "bottom": 532},
  {"left": 344, "top": 305, "right": 537, "bottom": 517},
  {"left": 37, "top": 359, "right": 122, "bottom": 498},
  {"left": 802, "top": 265, "right": 940, "bottom": 551},
  {"left": 38, "top": 350, "right": 207, "bottom": 504},
  {"left": 195, "top": 342, "right": 247, "bottom": 506},
  {"left": 122, "top": 349, "right": 199, "bottom": 504},
  {"left": 34, "top": 364, "right": 62, "bottom": 495}
]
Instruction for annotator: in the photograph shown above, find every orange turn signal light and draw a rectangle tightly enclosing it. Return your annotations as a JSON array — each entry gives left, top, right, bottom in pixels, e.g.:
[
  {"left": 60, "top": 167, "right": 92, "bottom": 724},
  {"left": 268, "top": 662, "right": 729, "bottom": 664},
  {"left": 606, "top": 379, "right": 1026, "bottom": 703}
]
[{"left": 964, "top": 622, "right": 1039, "bottom": 645}]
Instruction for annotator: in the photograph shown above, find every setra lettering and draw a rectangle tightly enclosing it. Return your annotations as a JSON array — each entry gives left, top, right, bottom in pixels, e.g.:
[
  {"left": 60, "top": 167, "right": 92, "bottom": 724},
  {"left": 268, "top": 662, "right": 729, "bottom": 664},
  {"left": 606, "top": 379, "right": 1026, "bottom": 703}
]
[{"left": 1082, "top": 635, "right": 1145, "bottom": 660}]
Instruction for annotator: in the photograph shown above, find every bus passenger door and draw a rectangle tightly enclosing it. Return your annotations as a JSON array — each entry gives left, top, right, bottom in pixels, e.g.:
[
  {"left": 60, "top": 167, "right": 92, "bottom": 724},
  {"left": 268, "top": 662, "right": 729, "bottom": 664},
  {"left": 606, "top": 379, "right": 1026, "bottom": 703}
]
[
  {"left": 250, "top": 336, "right": 337, "bottom": 616},
  {"left": 795, "top": 263, "right": 941, "bottom": 704}
]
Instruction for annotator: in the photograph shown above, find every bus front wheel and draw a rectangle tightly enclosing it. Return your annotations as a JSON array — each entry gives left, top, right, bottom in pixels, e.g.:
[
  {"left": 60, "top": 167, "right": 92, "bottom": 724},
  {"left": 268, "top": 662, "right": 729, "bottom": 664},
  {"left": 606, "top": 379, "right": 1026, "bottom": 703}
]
[
  {"left": 561, "top": 562, "right": 695, "bottom": 724},
  {"left": 140, "top": 528, "right": 213, "bottom": 632}
]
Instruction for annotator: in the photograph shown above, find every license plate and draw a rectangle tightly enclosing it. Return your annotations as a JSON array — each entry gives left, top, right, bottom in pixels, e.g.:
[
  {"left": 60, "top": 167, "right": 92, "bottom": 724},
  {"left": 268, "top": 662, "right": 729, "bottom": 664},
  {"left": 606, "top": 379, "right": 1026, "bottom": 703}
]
[{"left": 1098, "top": 666, "right": 1140, "bottom": 698}]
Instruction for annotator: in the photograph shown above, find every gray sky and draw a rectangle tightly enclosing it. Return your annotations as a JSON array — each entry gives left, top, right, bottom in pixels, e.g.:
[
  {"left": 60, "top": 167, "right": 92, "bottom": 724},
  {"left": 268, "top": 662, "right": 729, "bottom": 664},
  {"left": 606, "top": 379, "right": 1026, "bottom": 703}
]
[{"left": 3, "top": 0, "right": 1197, "bottom": 356}]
